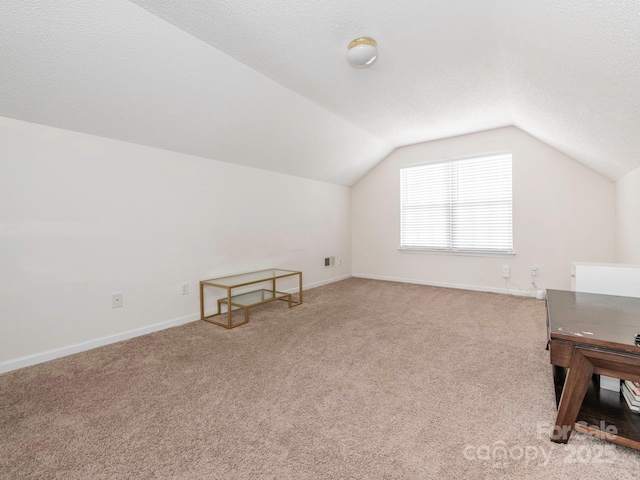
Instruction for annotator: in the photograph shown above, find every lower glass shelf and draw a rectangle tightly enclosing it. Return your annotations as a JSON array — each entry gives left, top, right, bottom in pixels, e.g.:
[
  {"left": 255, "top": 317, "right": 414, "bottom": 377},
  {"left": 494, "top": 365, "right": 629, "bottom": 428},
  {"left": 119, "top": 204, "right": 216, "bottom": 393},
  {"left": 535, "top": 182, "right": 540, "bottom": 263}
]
[{"left": 219, "top": 289, "right": 290, "bottom": 308}]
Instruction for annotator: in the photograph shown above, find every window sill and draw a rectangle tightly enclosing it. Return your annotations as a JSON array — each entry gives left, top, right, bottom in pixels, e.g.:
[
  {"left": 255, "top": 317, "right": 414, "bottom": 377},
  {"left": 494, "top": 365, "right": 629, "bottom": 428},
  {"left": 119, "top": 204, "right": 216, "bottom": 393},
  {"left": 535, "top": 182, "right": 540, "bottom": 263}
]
[{"left": 398, "top": 248, "right": 516, "bottom": 258}]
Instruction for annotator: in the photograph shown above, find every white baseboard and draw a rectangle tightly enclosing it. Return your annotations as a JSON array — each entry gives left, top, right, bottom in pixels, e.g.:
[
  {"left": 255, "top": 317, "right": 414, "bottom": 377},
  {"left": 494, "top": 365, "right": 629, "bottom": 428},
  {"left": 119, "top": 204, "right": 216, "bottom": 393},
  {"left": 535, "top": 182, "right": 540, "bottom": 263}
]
[
  {"left": 0, "top": 312, "right": 200, "bottom": 375},
  {"left": 0, "top": 274, "right": 352, "bottom": 375},
  {"left": 352, "top": 273, "right": 535, "bottom": 297},
  {"left": 301, "top": 273, "right": 352, "bottom": 291}
]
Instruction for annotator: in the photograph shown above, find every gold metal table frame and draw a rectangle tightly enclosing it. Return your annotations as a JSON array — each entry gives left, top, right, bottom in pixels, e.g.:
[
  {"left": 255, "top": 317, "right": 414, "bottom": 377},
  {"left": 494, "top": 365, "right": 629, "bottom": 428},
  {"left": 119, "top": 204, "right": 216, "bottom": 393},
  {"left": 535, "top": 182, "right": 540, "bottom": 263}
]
[{"left": 199, "top": 269, "right": 302, "bottom": 329}]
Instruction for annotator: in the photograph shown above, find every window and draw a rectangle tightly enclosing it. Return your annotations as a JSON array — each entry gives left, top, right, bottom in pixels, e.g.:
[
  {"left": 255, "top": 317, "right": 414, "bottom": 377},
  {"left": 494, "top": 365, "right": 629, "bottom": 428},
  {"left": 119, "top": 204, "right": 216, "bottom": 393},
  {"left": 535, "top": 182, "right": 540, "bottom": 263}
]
[{"left": 400, "top": 152, "right": 513, "bottom": 254}]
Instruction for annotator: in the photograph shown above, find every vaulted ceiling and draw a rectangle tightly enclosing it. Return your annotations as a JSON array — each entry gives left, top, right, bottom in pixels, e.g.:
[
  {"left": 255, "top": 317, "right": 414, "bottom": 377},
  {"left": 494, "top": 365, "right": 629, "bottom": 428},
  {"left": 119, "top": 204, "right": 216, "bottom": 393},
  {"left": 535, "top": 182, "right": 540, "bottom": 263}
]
[{"left": 2, "top": 1, "right": 640, "bottom": 186}]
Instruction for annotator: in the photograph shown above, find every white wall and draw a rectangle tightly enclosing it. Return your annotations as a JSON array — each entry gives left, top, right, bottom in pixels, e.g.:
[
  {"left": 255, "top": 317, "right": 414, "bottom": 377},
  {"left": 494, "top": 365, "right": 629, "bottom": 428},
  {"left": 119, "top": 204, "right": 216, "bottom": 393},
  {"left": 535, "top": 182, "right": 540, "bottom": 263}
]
[
  {"left": 0, "top": 116, "right": 351, "bottom": 369},
  {"left": 352, "top": 127, "right": 616, "bottom": 294},
  {"left": 616, "top": 166, "right": 640, "bottom": 264}
]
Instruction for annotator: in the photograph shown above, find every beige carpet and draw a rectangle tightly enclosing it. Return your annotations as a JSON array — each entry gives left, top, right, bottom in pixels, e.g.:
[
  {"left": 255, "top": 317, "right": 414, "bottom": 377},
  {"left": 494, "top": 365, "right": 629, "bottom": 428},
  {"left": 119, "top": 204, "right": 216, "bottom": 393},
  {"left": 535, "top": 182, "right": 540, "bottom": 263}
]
[{"left": 1, "top": 278, "right": 639, "bottom": 479}]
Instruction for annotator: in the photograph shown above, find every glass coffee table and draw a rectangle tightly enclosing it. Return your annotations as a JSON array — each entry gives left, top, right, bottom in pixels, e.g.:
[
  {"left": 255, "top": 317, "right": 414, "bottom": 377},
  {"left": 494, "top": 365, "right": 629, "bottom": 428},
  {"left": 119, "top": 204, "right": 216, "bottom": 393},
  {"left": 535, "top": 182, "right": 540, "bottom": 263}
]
[{"left": 199, "top": 269, "right": 302, "bottom": 329}]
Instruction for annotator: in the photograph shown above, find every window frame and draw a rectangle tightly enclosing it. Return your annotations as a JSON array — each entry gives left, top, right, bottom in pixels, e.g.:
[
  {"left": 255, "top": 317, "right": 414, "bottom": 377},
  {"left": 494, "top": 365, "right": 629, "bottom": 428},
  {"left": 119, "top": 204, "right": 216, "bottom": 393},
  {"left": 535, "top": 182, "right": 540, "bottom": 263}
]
[{"left": 398, "top": 151, "right": 515, "bottom": 257}]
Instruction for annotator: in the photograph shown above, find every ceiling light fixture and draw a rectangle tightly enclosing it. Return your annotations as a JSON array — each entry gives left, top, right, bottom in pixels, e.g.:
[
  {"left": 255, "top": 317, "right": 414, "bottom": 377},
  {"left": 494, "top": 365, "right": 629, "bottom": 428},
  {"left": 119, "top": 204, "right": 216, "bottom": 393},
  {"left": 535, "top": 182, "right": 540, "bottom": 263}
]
[{"left": 347, "top": 37, "right": 377, "bottom": 68}]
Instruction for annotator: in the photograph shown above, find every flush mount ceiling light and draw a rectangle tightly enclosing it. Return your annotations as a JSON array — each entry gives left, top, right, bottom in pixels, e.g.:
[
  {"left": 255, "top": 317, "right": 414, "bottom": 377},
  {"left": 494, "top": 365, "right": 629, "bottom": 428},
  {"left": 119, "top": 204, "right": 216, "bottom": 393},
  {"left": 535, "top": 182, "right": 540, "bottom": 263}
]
[{"left": 347, "top": 37, "right": 377, "bottom": 68}]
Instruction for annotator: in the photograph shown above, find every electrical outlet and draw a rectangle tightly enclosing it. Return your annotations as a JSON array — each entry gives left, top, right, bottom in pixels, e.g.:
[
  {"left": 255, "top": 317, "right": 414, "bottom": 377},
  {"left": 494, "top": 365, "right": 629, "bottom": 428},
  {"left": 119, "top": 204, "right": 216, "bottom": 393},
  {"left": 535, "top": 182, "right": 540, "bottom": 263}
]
[
  {"left": 338, "top": 257, "right": 342, "bottom": 266},
  {"left": 501, "top": 265, "right": 510, "bottom": 278},
  {"left": 181, "top": 283, "right": 189, "bottom": 295},
  {"left": 112, "top": 292, "right": 123, "bottom": 308},
  {"left": 530, "top": 266, "right": 538, "bottom": 276},
  {"left": 324, "top": 256, "right": 335, "bottom": 268}
]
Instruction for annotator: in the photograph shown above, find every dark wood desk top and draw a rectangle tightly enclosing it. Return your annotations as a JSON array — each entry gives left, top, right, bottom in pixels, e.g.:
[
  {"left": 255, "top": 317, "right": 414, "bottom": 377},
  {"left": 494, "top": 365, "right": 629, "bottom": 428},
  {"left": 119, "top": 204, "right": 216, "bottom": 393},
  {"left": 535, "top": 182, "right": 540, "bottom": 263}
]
[{"left": 546, "top": 289, "right": 640, "bottom": 354}]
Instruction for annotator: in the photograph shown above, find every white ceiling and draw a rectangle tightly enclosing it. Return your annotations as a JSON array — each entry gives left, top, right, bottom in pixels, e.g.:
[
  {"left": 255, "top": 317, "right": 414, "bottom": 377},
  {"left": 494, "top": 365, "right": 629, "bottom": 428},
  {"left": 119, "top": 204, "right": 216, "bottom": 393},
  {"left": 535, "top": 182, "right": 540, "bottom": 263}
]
[{"left": 2, "top": 1, "right": 640, "bottom": 185}]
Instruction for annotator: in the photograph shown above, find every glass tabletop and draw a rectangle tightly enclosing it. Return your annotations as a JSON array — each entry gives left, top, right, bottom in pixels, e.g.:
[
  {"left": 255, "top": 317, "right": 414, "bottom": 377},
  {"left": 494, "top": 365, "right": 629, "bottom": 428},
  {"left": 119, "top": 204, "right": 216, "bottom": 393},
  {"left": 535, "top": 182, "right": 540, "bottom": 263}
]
[{"left": 202, "top": 269, "right": 300, "bottom": 288}]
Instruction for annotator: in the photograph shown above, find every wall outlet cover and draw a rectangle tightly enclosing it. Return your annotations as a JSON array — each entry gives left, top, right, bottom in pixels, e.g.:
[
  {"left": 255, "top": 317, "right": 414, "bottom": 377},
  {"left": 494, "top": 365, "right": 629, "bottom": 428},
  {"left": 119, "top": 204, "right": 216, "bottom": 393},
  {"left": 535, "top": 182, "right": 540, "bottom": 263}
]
[{"left": 112, "top": 292, "right": 123, "bottom": 308}]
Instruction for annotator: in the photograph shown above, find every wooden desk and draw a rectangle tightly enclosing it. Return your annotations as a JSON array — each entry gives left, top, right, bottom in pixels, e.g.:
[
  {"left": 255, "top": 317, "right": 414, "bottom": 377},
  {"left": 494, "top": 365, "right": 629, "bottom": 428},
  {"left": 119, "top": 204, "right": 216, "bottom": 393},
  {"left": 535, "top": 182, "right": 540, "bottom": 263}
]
[{"left": 546, "top": 289, "right": 640, "bottom": 449}]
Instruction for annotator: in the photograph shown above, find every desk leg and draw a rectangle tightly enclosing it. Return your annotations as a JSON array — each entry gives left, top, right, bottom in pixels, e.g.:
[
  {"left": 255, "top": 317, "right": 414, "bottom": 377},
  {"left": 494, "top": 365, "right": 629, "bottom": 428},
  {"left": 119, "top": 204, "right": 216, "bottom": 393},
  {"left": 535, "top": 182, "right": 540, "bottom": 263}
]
[{"left": 552, "top": 348, "right": 594, "bottom": 443}]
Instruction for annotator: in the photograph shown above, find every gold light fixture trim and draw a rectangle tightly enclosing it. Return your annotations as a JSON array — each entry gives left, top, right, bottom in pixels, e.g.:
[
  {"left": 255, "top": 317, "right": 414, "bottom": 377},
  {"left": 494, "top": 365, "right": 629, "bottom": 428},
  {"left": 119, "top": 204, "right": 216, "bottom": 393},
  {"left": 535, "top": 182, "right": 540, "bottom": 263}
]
[{"left": 348, "top": 37, "right": 377, "bottom": 50}]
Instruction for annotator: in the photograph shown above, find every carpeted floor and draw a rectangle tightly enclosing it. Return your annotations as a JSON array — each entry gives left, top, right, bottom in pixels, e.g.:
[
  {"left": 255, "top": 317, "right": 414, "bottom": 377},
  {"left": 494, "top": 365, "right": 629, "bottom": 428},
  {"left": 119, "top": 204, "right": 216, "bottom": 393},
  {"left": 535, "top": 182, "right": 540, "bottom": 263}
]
[{"left": 1, "top": 278, "right": 639, "bottom": 479}]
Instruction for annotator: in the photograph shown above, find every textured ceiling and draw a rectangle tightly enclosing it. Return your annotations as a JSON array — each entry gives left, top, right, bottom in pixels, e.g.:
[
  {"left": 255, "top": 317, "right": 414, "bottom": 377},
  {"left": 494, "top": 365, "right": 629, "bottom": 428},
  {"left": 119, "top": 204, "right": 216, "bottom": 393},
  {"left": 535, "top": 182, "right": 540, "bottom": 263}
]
[{"left": 2, "top": 1, "right": 640, "bottom": 184}]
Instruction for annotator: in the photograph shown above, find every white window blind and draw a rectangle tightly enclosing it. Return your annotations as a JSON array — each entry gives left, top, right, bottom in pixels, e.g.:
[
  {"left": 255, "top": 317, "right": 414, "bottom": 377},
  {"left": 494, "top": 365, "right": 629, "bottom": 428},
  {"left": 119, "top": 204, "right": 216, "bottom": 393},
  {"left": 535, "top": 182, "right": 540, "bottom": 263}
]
[{"left": 400, "top": 152, "right": 513, "bottom": 253}]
